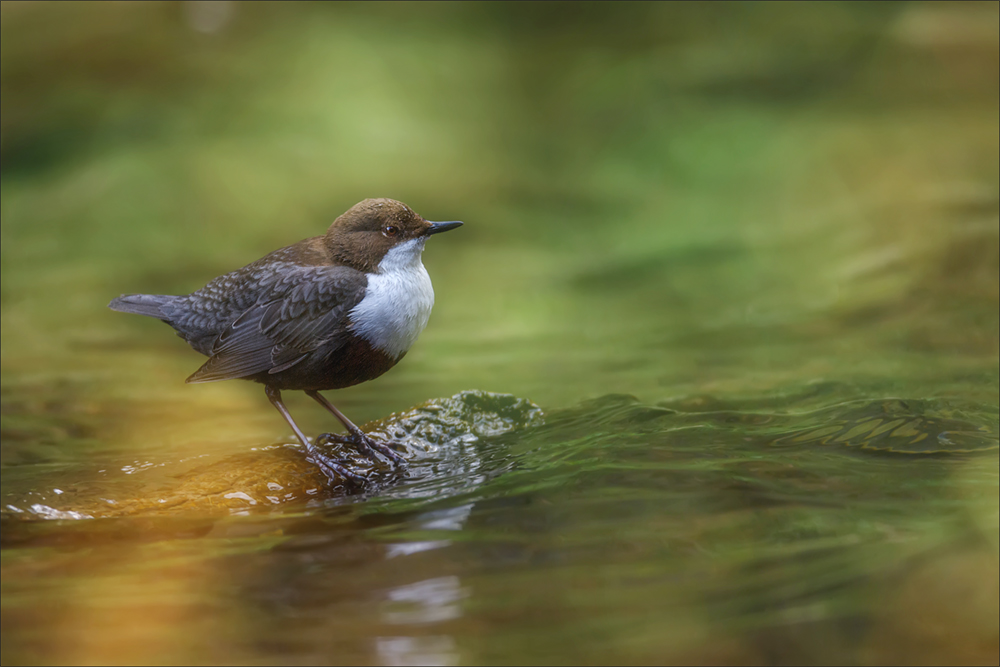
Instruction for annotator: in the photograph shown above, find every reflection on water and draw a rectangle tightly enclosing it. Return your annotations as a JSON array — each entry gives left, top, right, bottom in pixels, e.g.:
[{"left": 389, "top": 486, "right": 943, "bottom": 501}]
[
  {"left": 382, "top": 576, "right": 467, "bottom": 625},
  {"left": 2, "top": 1, "right": 998, "bottom": 665},
  {"left": 385, "top": 504, "right": 473, "bottom": 559},
  {"left": 379, "top": 576, "right": 465, "bottom": 665},
  {"left": 376, "top": 636, "right": 458, "bottom": 667}
]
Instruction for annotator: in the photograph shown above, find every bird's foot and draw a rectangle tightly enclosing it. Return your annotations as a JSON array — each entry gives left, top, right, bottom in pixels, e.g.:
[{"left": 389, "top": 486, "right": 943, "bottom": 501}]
[
  {"left": 305, "top": 452, "right": 368, "bottom": 486},
  {"left": 316, "top": 431, "right": 407, "bottom": 467}
]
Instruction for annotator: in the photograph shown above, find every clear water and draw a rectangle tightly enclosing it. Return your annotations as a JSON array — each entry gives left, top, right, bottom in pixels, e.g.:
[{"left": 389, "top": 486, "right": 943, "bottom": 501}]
[{"left": 2, "top": 3, "right": 998, "bottom": 665}]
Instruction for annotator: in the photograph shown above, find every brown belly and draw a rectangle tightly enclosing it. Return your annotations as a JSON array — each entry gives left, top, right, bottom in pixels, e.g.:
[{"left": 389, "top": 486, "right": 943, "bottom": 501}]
[{"left": 247, "top": 336, "right": 401, "bottom": 391}]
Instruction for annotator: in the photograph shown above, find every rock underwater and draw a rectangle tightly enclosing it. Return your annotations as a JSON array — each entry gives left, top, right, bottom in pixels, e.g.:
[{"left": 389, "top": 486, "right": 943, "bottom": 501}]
[{"left": 4, "top": 391, "right": 544, "bottom": 520}]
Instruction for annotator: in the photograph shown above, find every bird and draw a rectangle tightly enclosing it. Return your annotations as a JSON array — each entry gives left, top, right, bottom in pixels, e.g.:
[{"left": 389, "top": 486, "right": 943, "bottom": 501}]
[{"left": 109, "top": 198, "right": 463, "bottom": 483}]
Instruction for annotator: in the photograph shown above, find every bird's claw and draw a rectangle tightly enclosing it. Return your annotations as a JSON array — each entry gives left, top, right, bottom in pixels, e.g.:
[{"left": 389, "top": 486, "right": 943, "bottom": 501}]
[
  {"left": 306, "top": 453, "right": 368, "bottom": 486},
  {"left": 316, "top": 431, "right": 406, "bottom": 467}
]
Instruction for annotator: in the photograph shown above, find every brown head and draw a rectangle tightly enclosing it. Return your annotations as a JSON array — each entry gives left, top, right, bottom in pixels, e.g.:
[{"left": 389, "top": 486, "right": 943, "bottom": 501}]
[{"left": 323, "top": 198, "right": 462, "bottom": 273}]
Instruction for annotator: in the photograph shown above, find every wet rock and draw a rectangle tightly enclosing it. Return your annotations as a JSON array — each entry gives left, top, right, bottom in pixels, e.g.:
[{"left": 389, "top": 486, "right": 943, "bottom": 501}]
[{"left": 5, "top": 391, "right": 543, "bottom": 519}]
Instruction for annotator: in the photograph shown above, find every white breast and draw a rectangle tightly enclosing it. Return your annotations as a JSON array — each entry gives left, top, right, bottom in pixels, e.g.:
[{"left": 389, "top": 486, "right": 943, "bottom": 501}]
[{"left": 349, "top": 238, "right": 435, "bottom": 358}]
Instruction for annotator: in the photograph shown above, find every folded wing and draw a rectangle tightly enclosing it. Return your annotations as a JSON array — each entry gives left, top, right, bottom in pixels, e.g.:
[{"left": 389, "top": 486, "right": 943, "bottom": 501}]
[{"left": 185, "top": 265, "right": 367, "bottom": 383}]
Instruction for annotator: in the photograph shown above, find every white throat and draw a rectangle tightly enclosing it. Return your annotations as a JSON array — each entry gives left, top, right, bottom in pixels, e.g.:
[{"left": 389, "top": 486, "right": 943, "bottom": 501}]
[{"left": 349, "top": 238, "right": 435, "bottom": 358}]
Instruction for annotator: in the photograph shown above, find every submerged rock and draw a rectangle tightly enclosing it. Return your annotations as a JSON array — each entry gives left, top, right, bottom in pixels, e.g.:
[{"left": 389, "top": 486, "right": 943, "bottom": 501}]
[{"left": 6, "top": 391, "right": 543, "bottom": 520}]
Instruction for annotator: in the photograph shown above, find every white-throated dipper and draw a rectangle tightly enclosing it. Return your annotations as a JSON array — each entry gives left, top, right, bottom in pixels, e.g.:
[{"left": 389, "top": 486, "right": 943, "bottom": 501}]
[{"left": 109, "top": 198, "right": 462, "bottom": 483}]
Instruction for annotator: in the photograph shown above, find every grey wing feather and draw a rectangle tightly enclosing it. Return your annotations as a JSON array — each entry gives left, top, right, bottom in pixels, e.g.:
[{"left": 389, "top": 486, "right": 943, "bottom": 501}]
[
  {"left": 109, "top": 294, "right": 178, "bottom": 319},
  {"left": 185, "top": 266, "right": 367, "bottom": 383}
]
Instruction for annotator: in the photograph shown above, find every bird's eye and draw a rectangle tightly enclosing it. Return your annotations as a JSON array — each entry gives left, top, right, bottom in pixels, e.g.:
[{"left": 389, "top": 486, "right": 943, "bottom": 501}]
[{"left": 382, "top": 225, "right": 400, "bottom": 237}]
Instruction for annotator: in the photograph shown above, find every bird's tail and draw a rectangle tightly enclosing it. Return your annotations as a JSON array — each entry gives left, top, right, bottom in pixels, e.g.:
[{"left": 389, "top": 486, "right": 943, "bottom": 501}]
[{"left": 108, "top": 293, "right": 176, "bottom": 320}]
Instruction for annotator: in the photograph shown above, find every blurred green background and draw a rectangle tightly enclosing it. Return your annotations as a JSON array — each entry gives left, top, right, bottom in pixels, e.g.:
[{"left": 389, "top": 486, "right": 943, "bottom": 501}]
[
  {"left": 2, "top": 2, "right": 997, "bottom": 415},
  {"left": 1, "top": 2, "right": 998, "bottom": 665}
]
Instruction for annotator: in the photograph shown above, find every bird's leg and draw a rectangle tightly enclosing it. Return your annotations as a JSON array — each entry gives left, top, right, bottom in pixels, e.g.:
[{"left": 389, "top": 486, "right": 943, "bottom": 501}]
[
  {"left": 264, "top": 385, "right": 365, "bottom": 484},
  {"left": 305, "top": 390, "right": 406, "bottom": 465}
]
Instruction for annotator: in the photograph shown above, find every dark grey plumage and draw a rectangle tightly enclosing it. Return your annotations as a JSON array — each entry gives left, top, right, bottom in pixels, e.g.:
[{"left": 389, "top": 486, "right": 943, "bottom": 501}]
[{"left": 110, "top": 245, "right": 368, "bottom": 386}]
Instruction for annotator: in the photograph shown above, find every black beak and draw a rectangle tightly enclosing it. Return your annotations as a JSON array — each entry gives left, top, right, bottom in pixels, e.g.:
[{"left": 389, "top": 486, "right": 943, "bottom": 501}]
[{"left": 425, "top": 220, "right": 464, "bottom": 235}]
